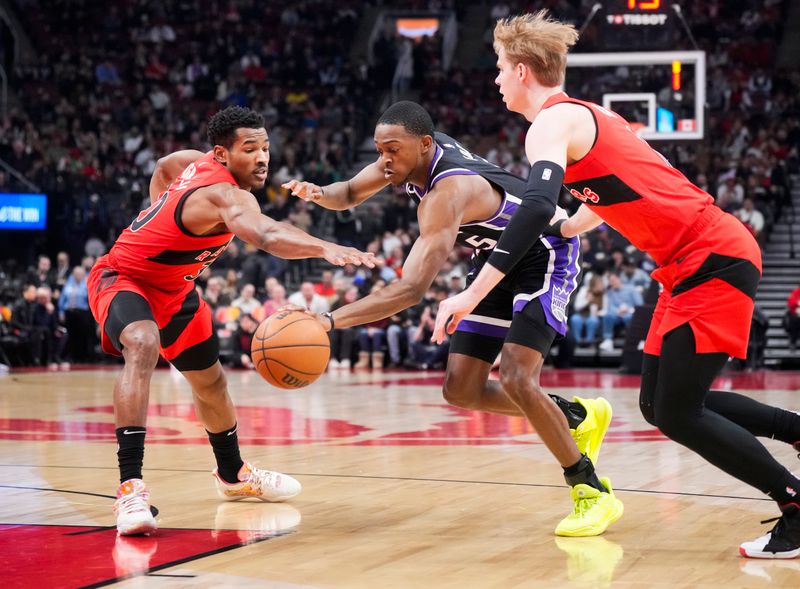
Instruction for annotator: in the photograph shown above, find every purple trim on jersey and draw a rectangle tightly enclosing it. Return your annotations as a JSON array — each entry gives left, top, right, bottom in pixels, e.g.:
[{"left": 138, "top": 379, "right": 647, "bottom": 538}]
[
  {"left": 512, "top": 235, "right": 581, "bottom": 335},
  {"left": 462, "top": 194, "right": 520, "bottom": 229},
  {"left": 456, "top": 319, "right": 509, "bottom": 339},
  {"left": 406, "top": 144, "right": 443, "bottom": 198},
  {"left": 429, "top": 169, "right": 479, "bottom": 191},
  {"left": 482, "top": 215, "right": 511, "bottom": 229}
]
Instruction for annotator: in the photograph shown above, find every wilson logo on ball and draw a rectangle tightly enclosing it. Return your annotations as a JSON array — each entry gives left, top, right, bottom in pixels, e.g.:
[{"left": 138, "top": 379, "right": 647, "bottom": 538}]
[{"left": 282, "top": 374, "right": 310, "bottom": 388}]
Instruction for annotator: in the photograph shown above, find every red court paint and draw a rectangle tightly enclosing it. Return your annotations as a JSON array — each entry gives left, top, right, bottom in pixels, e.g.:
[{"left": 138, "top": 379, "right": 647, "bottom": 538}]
[{"left": 0, "top": 524, "right": 285, "bottom": 588}]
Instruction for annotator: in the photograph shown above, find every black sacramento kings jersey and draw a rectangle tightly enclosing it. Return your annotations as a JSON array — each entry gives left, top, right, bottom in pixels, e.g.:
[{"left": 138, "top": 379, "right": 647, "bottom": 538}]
[
  {"left": 405, "top": 132, "right": 527, "bottom": 252},
  {"left": 405, "top": 132, "right": 581, "bottom": 335}
]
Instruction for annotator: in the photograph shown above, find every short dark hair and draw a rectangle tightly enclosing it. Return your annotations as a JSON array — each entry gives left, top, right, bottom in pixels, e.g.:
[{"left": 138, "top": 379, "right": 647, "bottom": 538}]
[
  {"left": 377, "top": 101, "right": 435, "bottom": 138},
  {"left": 207, "top": 106, "right": 265, "bottom": 148}
]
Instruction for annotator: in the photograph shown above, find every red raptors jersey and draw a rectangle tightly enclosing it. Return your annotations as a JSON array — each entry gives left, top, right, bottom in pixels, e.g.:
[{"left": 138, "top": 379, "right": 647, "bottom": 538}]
[
  {"left": 543, "top": 92, "right": 715, "bottom": 265},
  {"left": 107, "top": 152, "right": 235, "bottom": 292}
]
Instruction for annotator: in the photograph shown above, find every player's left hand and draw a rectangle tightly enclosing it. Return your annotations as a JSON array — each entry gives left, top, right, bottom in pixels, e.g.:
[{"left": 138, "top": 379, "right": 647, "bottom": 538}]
[{"left": 431, "top": 290, "right": 480, "bottom": 344}]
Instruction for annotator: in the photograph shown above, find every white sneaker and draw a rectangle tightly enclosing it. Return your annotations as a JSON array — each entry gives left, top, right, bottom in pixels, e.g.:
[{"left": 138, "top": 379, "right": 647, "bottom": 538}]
[
  {"left": 213, "top": 461, "right": 301, "bottom": 502},
  {"left": 114, "top": 479, "right": 157, "bottom": 536},
  {"left": 599, "top": 339, "right": 615, "bottom": 352},
  {"left": 739, "top": 508, "right": 800, "bottom": 559},
  {"left": 341, "top": 359, "right": 351, "bottom": 369},
  {"left": 328, "top": 358, "right": 341, "bottom": 368}
]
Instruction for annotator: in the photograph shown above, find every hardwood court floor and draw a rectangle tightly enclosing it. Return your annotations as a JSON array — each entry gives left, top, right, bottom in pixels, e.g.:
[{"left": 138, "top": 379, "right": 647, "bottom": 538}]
[{"left": 1, "top": 367, "right": 799, "bottom": 588}]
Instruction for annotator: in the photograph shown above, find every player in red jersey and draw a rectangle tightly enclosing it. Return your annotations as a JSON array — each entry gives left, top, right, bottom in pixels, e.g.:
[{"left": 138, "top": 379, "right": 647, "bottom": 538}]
[
  {"left": 432, "top": 11, "right": 800, "bottom": 558},
  {"left": 88, "top": 106, "right": 375, "bottom": 536}
]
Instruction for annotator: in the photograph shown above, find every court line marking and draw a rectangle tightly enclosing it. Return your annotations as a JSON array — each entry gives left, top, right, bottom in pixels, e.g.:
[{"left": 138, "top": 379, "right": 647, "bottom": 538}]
[
  {"left": 0, "top": 466, "right": 773, "bottom": 503},
  {"left": 80, "top": 531, "right": 294, "bottom": 589},
  {"left": 0, "top": 483, "right": 115, "bottom": 499}
]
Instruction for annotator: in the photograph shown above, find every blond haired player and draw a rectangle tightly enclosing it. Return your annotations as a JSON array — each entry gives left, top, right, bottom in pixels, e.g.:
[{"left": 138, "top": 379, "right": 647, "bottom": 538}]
[{"left": 433, "top": 11, "right": 800, "bottom": 557}]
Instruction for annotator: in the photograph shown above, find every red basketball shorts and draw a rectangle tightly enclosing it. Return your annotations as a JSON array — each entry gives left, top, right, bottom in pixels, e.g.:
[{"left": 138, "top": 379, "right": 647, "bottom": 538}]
[
  {"left": 644, "top": 209, "right": 762, "bottom": 359},
  {"left": 88, "top": 255, "right": 216, "bottom": 369}
]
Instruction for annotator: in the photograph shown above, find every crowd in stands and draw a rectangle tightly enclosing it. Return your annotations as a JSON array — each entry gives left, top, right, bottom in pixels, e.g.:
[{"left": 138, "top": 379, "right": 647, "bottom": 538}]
[
  {"left": 1, "top": 0, "right": 392, "bottom": 260},
  {"left": 1, "top": 1, "right": 798, "bottom": 369}
]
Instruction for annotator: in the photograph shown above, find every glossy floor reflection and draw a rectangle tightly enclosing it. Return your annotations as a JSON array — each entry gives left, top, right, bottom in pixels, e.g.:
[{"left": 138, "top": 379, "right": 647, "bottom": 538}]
[{"left": 0, "top": 367, "right": 799, "bottom": 587}]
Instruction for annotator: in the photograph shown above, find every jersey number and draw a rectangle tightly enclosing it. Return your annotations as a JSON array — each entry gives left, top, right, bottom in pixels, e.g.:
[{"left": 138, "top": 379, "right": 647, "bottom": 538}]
[
  {"left": 130, "top": 192, "right": 168, "bottom": 232},
  {"left": 464, "top": 235, "right": 497, "bottom": 250}
]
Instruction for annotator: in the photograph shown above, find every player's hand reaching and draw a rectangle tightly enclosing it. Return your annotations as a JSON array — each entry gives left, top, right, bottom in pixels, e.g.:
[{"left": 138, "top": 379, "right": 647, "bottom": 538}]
[
  {"left": 431, "top": 290, "right": 481, "bottom": 344},
  {"left": 276, "top": 304, "right": 334, "bottom": 332},
  {"left": 322, "top": 244, "right": 376, "bottom": 268},
  {"left": 282, "top": 180, "right": 324, "bottom": 203}
]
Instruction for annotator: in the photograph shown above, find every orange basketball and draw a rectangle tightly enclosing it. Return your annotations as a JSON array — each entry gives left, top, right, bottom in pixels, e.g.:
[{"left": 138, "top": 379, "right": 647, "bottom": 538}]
[{"left": 250, "top": 310, "right": 330, "bottom": 389}]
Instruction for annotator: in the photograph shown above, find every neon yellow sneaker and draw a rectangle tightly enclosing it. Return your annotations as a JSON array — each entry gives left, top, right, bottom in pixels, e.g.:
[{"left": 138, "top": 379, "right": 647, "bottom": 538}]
[
  {"left": 555, "top": 477, "right": 624, "bottom": 537},
  {"left": 570, "top": 396, "right": 613, "bottom": 466}
]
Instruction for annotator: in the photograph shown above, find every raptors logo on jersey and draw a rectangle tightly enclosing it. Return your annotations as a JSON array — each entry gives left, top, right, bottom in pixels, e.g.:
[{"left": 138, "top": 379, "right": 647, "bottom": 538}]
[{"left": 569, "top": 187, "right": 599, "bottom": 204}]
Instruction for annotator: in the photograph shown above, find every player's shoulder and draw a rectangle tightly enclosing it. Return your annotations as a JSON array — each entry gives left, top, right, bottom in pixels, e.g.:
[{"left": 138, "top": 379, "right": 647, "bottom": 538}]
[
  {"left": 425, "top": 170, "right": 485, "bottom": 207},
  {"left": 192, "top": 181, "right": 246, "bottom": 206},
  {"left": 536, "top": 101, "right": 589, "bottom": 127}
]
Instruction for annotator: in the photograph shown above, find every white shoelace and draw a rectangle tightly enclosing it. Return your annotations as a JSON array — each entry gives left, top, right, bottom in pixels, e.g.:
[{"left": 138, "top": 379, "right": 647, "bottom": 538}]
[
  {"left": 115, "top": 491, "right": 150, "bottom": 515},
  {"left": 246, "top": 467, "right": 280, "bottom": 493}
]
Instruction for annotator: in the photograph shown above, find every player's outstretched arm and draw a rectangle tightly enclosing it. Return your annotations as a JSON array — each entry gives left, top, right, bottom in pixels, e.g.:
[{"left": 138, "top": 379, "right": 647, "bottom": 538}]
[
  {"left": 149, "top": 149, "right": 206, "bottom": 203},
  {"left": 326, "top": 180, "right": 464, "bottom": 330},
  {"left": 282, "top": 159, "right": 389, "bottom": 210},
  {"left": 213, "top": 186, "right": 376, "bottom": 267}
]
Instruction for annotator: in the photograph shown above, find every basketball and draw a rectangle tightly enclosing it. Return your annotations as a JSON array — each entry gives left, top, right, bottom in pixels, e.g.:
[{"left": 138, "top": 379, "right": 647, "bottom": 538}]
[{"left": 250, "top": 310, "right": 330, "bottom": 389}]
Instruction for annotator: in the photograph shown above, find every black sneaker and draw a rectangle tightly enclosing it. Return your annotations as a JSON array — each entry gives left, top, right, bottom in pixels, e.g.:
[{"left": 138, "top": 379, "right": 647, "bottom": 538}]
[{"left": 740, "top": 505, "right": 800, "bottom": 559}]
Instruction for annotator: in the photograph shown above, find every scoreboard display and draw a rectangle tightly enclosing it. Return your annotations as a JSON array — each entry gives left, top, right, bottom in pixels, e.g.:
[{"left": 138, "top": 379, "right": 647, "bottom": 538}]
[{"left": 606, "top": 0, "right": 669, "bottom": 26}]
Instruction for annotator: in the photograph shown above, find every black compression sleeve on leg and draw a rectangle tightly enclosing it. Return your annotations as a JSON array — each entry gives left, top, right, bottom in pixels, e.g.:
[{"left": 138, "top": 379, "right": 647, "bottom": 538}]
[
  {"left": 487, "top": 161, "right": 563, "bottom": 274},
  {"left": 705, "top": 390, "right": 800, "bottom": 444},
  {"left": 653, "top": 324, "right": 800, "bottom": 503}
]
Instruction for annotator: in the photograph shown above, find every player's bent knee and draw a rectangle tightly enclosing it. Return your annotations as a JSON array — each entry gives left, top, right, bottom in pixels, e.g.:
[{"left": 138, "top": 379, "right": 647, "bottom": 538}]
[
  {"left": 498, "top": 367, "right": 543, "bottom": 406},
  {"left": 653, "top": 410, "right": 693, "bottom": 442},
  {"left": 442, "top": 371, "right": 479, "bottom": 409},
  {"left": 191, "top": 367, "right": 228, "bottom": 400},
  {"left": 498, "top": 352, "right": 539, "bottom": 400},
  {"left": 120, "top": 322, "right": 160, "bottom": 366}
]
